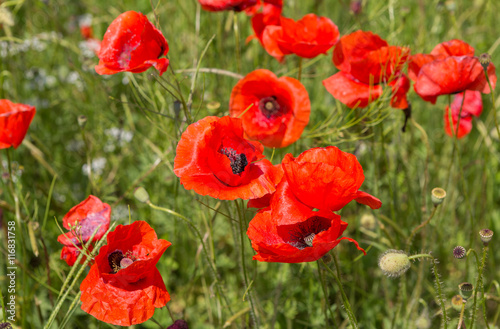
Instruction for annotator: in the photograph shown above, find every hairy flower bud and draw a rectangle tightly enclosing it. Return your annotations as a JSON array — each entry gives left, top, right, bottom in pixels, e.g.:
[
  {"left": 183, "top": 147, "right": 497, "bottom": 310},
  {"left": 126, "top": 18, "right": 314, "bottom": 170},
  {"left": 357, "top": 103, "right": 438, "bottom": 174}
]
[
  {"left": 378, "top": 250, "right": 411, "bottom": 278},
  {"left": 134, "top": 187, "right": 150, "bottom": 203},
  {"left": 453, "top": 246, "right": 466, "bottom": 259}
]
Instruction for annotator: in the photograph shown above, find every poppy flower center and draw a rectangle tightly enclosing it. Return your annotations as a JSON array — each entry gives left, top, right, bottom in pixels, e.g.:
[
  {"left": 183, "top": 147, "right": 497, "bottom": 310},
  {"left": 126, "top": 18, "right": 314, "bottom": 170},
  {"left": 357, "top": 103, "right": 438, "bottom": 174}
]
[
  {"left": 108, "top": 250, "right": 136, "bottom": 273},
  {"left": 277, "top": 216, "right": 331, "bottom": 250},
  {"left": 219, "top": 147, "right": 248, "bottom": 175},
  {"left": 258, "top": 96, "right": 282, "bottom": 119}
]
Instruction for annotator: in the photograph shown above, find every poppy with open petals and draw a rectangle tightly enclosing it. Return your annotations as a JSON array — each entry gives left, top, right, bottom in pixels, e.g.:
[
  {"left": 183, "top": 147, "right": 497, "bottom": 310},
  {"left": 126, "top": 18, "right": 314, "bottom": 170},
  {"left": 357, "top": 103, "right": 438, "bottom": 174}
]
[
  {"left": 57, "top": 195, "right": 111, "bottom": 266},
  {"left": 262, "top": 13, "right": 339, "bottom": 60},
  {"left": 198, "top": 0, "right": 258, "bottom": 11},
  {"left": 95, "top": 11, "right": 169, "bottom": 76},
  {"left": 174, "top": 116, "right": 282, "bottom": 200},
  {"left": 80, "top": 221, "right": 170, "bottom": 326},
  {"left": 246, "top": 0, "right": 282, "bottom": 46},
  {"left": 409, "top": 39, "right": 496, "bottom": 104},
  {"left": 281, "top": 146, "right": 381, "bottom": 211},
  {"left": 247, "top": 206, "right": 365, "bottom": 263},
  {"left": 229, "top": 69, "right": 310, "bottom": 148},
  {"left": 323, "top": 30, "right": 410, "bottom": 109},
  {"left": 444, "top": 90, "right": 483, "bottom": 138},
  {"left": 0, "top": 100, "right": 36, "bottom": 149}
]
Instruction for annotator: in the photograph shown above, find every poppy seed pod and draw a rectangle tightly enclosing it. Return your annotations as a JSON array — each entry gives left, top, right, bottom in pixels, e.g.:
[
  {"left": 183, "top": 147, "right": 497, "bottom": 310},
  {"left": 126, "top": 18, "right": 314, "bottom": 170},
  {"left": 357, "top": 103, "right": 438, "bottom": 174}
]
[
  {"left": 458, "top": 282, "right": 474, "bottom": 300},
  {"left": 77, "top": 115, "right": 87, "bottom": 128},
  {"left": 378, "top": 250, "right": 411, "bottom": 278},
  {"left": 479, "top": 229, "right": 493, "bottom": 245},
  {"left": 451, "top": 295, "right": 464, "bottom": 311},
  {"left": 479, "top": 53, "right": 492, "bottom": 71},
  {"left": 431, "top": 187, "right": 446, "bottom": 206},
  {"left": 453, "top": 246, "right": 466, "bottom": 259}
]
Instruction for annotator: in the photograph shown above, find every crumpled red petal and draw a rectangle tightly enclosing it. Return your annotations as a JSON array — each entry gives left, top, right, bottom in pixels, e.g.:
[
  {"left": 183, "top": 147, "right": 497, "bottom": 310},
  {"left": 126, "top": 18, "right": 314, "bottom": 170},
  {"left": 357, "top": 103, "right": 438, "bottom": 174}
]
[
  {"left": 0, "top": 99, "right": 36, "bottom": 149},
  {"left": 322, "top": 72, "right": 383, "bottom": 109}
]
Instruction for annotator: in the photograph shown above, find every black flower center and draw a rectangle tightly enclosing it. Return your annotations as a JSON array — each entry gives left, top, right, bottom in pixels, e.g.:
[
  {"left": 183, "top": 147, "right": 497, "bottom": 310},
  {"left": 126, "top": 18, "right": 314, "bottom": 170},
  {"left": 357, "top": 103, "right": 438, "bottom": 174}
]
[
  {"left": 108, "top": 250, "right": 124, "bottom": 274},
  {"left": 277, "top": 216, "right": 331, "bottom": 250},
  {"left": 258, "top": 96, "right": 281, "bottom": 119},
  {"left": 219, "top": 147, "right": 248, "bottom": 175}
]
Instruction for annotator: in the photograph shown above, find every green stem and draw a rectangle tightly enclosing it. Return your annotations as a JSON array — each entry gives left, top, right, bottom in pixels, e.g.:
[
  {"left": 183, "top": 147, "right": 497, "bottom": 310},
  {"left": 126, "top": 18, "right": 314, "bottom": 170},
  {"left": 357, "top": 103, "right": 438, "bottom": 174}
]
[
  {"left": 233, "top": 13, "right": 241, "bottom": 74},
  {"left": 321, "top": 257, "right": 358, "bottom": 328},
  {"left": 484, "top": 69, "right": 499, "bottom": 139},
  {"left": 470, "top": 246, "right": 489, "bottom": 329},
  {"left": 405, "top": 206, "right": 438, "bottom": 251},
  {"left": 147, "top": 201, "right": 232, "bottom": 314},
  {"left": 316, "top": 260, "right": 335, "bottom": 326},
  {"left": 298, "top": 57, "right": 303, "bottom": 82},
  {"left": 457, "top": 300, "right": 466, "bottom": 329}
]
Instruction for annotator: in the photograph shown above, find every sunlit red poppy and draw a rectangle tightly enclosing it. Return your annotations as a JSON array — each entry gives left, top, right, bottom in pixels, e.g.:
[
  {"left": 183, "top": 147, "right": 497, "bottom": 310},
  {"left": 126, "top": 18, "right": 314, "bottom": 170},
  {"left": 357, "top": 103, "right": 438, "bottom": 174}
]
[
  {"left": 444, "top": 90, "right": 483, "bottom": 138},
  {"left": 80, "top": 221, "right": 170, "bottom": 326},
  {"left": 174, "top": 116, "right": 283, "bottom": 200},
  {"left": 281, "top": 146, "right": 381, "bottom": 211},
  {"left": 262, "top": 13, "right": 339, "bottom": 60},
  {"left": 247, "top": 205, "right": 365, "bottom": 263},
  {"left": 57, "top": 196, "right": 111, "bottom": 266},
  {"left": 95, "top": 11, "right": 169, "bottom": 76},
  {"left": 323, "top": 30, "right": 409, "bottom": 109},
  {"left": 229, "top": 69, "right": 310, "bottom": 148},
  {"left": 409, "top": 39, "right": 497, "bottom": 104},
  {"left": 198, "top": 0, "right": 257, "bottom": 11},
  {"left": 246, "top": 0, "right": 282, "bottom": 46},
  {"left": 0, "top": 99, "right": 36, "bottom": 149}
]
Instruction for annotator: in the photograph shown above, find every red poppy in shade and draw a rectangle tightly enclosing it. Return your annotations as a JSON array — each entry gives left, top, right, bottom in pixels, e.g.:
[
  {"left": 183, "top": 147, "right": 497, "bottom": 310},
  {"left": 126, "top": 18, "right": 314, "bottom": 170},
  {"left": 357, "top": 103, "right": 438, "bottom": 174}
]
[
  {"left": 80, "top": 221, "right": 170, "bottom": 326},
  {"left": 247, "top": 205, "right": 365, "bottom": 263},
  {"left": 409, "top": 39, "right": 497, "bottom": 104},
  {"left": 57, "top": 196, "right": 111, "bottom": 266},
  {"left": 198, "top": 0, "right": 258, "bottom": 11},
  {"left": 229, "top": 69, "right": 310, "bottom": 148},
  {"left": 323, "top": 30, "right": 410, "bottom": 109},
  {"left": 95, "top": 11, "right": 169, "bottom": 76},
  {"left": 174, "top": 116, "right": 283, "bottom": 200},
  {"left": 444, "top": 90, "right": 483, "bottom": 138},
  {"left": 281, "top": 146, "right": 381, "bottom": 212},
  {"left": 262, "top": 13, "right": 339, "bottom": 60},
  {"left": 246, "top": 0, "right": 282, "bottom": 46},
  {"left": 0, "top": 100, "right": 36, "bottom": 149}
]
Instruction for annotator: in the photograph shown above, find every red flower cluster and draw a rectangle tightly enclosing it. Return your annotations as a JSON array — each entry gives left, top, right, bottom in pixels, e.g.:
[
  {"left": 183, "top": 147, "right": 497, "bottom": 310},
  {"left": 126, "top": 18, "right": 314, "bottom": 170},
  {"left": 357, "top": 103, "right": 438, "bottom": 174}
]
[
  {"left": 409, "top": 39, "right": 496, "bottom": 104},
  {"left": 0, "top": 99, "right": 36, "bottom": 149},
  {"left": 96, "top": 11, "right": 169, "bottom": 76},
  {"left": 57, "top": 196, "right": 111, "bottom": 266},
  {"left": 323, "top": 30, "right": 410, "bottom": 109},
  {"left": 261, "top": 13, "right": 339, "bottom": 61},
  {"left": 229, "top": 69, "right": 310, "bottom": 148},
  {"left": 444, "top": 91, "right": 483, "bottom": 138},
  {"left": 198, "top": 0, "right": 258, "bottom": 11},
  {"left": 247, "top": 147, "right": 381, "bottom": 263},
  {"left": 80, "top": 221, "right": 170, "bottom": 326},
  {"left": 174, "top": 116, "right": 282, "bottom": 200}
]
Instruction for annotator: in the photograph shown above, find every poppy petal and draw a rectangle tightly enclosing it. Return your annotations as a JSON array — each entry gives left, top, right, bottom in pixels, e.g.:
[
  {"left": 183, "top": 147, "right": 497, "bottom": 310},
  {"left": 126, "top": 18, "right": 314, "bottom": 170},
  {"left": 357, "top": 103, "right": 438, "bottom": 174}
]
[
  {"left": 323, "top": 72, "right": 383, "bottom": 109},
  {"left": 0, "top": 100, "right": 36, "bottom": 149},
  {"left": 354, "top": 190, "right": 382, "bottom": 209}
]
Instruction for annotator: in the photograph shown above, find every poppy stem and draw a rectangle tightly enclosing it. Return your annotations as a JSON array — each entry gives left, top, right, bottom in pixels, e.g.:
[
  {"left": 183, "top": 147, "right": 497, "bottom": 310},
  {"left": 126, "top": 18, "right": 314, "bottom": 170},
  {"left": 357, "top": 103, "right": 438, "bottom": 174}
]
[
  {"left": 298, "top": 57, "right": 303, "bottom": 82},
  {"left": 484, "top": 69, "right": 500, "bottom": 140},
  {"left": 5, "top": 148, "right": 21, "bottom": 224},
  {"left": 320, "top": 257, "right": 359, "bottom": 328},
  {"left": 233, "top": 13, "right": 242, "bottom": 74},
  {"left": 405, "top": 205, "right": 438, "bottom": 251},
  {"left": 457, "top": 299, "right": 466, "bottom": 329},
  {"left": 470, "top": 245, "right": 490, "bottom": 329}
]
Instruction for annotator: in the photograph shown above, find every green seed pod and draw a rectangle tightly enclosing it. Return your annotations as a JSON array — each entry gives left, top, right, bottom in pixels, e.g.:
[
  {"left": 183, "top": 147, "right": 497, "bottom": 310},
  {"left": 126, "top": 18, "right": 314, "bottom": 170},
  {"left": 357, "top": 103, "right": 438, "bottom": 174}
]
[
  {"left": 431, "top": 187, "right": 446, "bottom": 206},
  {"left": 458, "top": 282, "right": 474, "bottom": 300},
  {"left": 378, "top": 250, "right": 411, "bottom": 278},
  {"left": 479, "top": 53, "right": 492, "bottom": 71},
  {"left": 479, "top": 229, "right": 493, "bottom": 246},
  {"left": 78, "top": 115, "right": 88, "bottom": 128},
  {"left": 451, "top": 295, "right": 464, "bottom": 311}
]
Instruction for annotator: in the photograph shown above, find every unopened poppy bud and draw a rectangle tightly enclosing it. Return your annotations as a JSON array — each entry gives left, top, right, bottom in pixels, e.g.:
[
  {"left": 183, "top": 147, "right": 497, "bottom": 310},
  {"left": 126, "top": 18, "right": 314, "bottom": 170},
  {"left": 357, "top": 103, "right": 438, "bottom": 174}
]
[
  {"left": 134, "top": 187, "right": 150, "bottom": 203},
  {"left": 479, "top": 229, "right": 493, "bottom": 245},
  {"left": 453, "top": 246, "right": 466, "bottom": 259},
  {"left": 451, "top": 295, "right": 464, "bottom": 311},
  {"left": 360, "top": 213, "right": 376, "bottom": 230},
  {"left": 431, "top": 187, "right": 446, "bottom": 206},
  {"left": 350, "top": 1, "right": 362, "bottom": 15},
  {"left": 479, "top": 53, "right": 491, "bottom": 72},
  {"left": 415, "top": 309, "right": 430, "bottom": 329},
  {"left": 378, "top": 250, "right": 411, "bottom": 278},
  {"left": 78, "top": 115, "right": 87, "bottom": 128},
  {"left": 321, "top": 253, "right": 332, "bottom": 264},
  {"left": 458, "top": 282, "right": 474, "bottom": 300}
]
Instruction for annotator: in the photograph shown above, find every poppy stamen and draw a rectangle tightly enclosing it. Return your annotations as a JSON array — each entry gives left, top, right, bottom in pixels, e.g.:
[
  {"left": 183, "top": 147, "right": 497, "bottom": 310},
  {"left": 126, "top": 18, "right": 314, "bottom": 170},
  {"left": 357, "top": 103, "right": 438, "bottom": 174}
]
[
  {"left": 278, "top": 216, "right": 331, "bottom": 250},
  {"left": 108, "top": 250, "right": 125, "bottom": 274},
  {"left": 219, "top": 147, "right": 248, "bottom": 175},
  {"left": 258, "top": 96, "right": 281, "bottom": 119}
]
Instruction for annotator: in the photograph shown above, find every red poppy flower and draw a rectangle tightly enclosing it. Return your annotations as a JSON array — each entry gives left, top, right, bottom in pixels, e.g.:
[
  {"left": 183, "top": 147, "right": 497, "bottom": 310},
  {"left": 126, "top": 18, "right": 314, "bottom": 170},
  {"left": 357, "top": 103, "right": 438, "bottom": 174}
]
[
  {"left": 409, "top": 39, "right": 497, "bottom": 104},
  {"left": 444, "top": 90, "right": 483, "bottom": 138},
  {"left": 198, "top": 0, "right": 258, "bottom": 11},
  {"left": 95, "top": 11, "right": 169, "bottom": 76},
  {"left": 246, "top": 1, "right": 282, "bottom": 46},
  {"left": 262, "top": 13, "right": 339, "bottom": 60},
  {"left": 323, "top": 30, "right": 410, "bottom": 109},
  {"left": 281, "top": 146, "right": 381, "bottom": 211},
  {"left": 229, "top": 69, "right": 310, "bottom": 148},
  {"left": 247, "top": 204, "right": 365, "bottom": 263},
  {"left": 57, "top": 196, "right": 111, "bottom": 266},
  {"left": 80, "top": 221, "right": 170, "bottom": 326},
  {"left": 0, "top": 99, "right": 36, "bottom": 149},
  {"left": 174, "top": 116, "right": 283, "bottom": 200}
]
